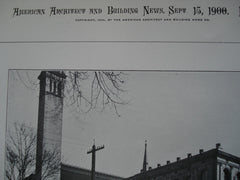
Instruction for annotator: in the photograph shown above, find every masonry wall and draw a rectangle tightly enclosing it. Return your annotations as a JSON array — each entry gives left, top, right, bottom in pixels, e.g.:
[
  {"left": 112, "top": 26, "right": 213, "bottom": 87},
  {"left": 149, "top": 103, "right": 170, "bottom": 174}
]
[
  {"left": 43, "top": 93, "right": 63, "bottom": 153},
  {"left": 126, "top": 150, "right": 218, "bottom": 180}
]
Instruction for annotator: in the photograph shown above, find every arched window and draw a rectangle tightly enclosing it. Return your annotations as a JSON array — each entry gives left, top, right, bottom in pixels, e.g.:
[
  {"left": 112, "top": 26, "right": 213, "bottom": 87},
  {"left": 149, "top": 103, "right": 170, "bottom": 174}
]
[
  {"left": 53, "top": 81, "right": 57, "bottom": 94},
  {"left": 49, "top": 79, "right": 52, "bottom": 92},
  {"left": 224, "top": 168, "right": 231, "bottom": 180},
  {"left": 57, "top": 82, "right": 62, "bottom": 96},
  {"left": 200, "top": 170, "right": 208, "bottom": 180}
]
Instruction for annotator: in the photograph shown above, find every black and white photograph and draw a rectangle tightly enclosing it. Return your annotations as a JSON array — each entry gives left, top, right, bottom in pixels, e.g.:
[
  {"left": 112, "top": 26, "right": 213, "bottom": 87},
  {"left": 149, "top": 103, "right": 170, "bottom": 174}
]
[
  {"left": 1, "top": 0, "right": 240, "bottom": 180},
  {"left": 5, "top": 70, "right": 240, "bottom": 180}
]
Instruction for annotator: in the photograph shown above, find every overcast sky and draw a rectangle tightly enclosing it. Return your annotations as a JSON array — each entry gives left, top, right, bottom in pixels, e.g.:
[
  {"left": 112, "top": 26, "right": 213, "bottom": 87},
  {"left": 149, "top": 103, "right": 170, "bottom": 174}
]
[{"left": 6, "top": 70, "right": 240, "bottom": 178}]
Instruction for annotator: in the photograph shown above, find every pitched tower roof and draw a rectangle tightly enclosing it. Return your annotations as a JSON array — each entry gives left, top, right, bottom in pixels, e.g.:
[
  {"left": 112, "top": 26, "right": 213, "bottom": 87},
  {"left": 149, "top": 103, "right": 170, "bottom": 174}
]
[{"left": 142, "top": 140, "right": 148, "bottom": 172}]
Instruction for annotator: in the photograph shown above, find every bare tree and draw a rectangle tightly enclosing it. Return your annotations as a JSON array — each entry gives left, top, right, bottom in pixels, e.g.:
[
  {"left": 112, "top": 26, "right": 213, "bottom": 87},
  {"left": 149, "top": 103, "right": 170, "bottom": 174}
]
[
  {"left": 5, "top": 123, "right": 61, "bottom": 180},
  {"left": 12, "top": 70, "right": 127, "bottom": 116},
  {"left": 41, "top": 148, "right": 61, "bottom": 180},
  {"left": 6, "top": 123, "right": 36, "bottom": 180},
  {"left": 65, "top": 71, "right": 126, "bottom": 116}
]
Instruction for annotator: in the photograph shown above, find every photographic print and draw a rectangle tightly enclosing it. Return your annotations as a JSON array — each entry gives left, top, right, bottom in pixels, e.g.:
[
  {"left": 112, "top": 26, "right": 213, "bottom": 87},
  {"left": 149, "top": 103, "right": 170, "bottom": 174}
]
[
  {"left": 5, "top": 70, "right": 240, "bottom": 180},
  {"left": 1, "top": 0, "right": 240, "bottom": 179}
]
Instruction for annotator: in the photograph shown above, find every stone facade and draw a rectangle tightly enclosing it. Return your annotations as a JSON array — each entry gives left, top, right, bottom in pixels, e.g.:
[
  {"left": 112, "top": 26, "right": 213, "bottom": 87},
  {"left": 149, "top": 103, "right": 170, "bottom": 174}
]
[
  {"left": 217, "top": 151, "right": 240, "bottom": 180},
  {"left": 126, "top": 147, "right": 240, "bottom": 180}
]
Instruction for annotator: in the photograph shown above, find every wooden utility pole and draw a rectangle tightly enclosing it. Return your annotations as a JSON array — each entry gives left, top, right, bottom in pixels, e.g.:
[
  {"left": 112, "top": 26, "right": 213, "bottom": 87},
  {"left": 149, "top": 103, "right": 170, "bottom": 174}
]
[{"left": 87, "top": 141, "right": 104, "bottom": 180}]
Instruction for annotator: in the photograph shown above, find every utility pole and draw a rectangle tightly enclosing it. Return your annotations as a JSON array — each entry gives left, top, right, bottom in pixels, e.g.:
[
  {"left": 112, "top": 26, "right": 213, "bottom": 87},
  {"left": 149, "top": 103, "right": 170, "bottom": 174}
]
[{"left": 87, "top": 140, "right": 104, "bottom": 180}]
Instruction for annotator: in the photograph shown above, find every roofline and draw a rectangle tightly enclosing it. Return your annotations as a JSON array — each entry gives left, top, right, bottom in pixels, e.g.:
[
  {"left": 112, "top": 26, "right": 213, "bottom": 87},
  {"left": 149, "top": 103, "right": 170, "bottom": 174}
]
[
  {"left": 127, "top": 148, "right": 240, "bottom": 179},
  {"left": 218, "top": 150, "right": 240, "bottom": 164},
  {"left": 38, "top": 71, "right": 66, "bottom": 80},
  {"left": 61, "top": 163, "right": 125, "bottom": 179}
]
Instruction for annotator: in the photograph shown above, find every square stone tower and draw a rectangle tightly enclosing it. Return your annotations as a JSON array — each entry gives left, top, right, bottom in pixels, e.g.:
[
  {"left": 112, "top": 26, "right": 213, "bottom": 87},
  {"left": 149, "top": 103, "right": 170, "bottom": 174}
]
[{"left": 35, "top": 71, "right": 66, "bottom": 180}]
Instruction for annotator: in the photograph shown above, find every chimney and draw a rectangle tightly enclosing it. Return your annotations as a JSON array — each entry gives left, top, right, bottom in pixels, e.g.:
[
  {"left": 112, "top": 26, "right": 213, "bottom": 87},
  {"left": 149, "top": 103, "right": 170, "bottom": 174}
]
[
  {"left": 199, "top": 149, "right": 204, "bottom": 154},
  {"left": 148, "top": 167, "right": 152, "bottom": 170},
  {"left": 167, "top": 160, "right": 170, "bottom": 164},
  {"left": 187, "top": 153, "right": 192, "bottom": 158},
  {"left": 216, "top": 143, "right": 221, "bottom": 149},
  {"left": 177, "top": 157, "right": 181, "bottom": 161},
  {"left": 157, "top": 164, "right": 161, "bottom": 167}
]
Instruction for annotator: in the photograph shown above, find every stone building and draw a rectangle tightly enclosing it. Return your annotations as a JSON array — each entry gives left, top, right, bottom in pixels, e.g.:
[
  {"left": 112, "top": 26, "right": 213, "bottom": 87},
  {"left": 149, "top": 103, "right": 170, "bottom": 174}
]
[{"left": 126, "top": 144, "right": 240, "bottom": 180}]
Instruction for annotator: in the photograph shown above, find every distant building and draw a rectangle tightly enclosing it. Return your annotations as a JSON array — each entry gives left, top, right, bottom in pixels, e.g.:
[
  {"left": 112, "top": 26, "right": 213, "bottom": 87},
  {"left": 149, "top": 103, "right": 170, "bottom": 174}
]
[
  {"left": 61, "top": 164, "right": 124, "bottom": 180},
  {"left": 126, "top": 143, "right": 240, "bottom": 180}
]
